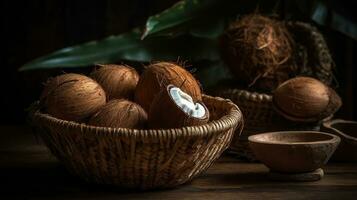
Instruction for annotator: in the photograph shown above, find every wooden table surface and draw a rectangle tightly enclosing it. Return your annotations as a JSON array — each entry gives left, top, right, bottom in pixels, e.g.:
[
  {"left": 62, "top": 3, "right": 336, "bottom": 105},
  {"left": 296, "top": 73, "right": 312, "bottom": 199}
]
[{"left": 1, "top": 126, "right": 357, "bottom": 200}]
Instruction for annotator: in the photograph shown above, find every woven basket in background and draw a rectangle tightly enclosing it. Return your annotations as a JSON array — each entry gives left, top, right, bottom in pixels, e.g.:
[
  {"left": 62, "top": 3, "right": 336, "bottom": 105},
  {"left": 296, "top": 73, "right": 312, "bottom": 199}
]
[
  {"left": 216, "top": 21, "right": 334, "bottom": 161},
  {"left": 31, "top": 95, "right": 243, "bottom": 190}
]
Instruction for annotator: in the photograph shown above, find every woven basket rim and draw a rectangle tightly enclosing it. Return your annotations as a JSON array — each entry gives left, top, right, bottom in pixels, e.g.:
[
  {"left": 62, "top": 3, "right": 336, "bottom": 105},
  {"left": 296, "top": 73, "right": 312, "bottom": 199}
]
[
  {"left": 32, "top": 94, "right": 243, "bottom": 138},
  {"left": 218, "top": 88, "right": 272, "bottom": 102}
]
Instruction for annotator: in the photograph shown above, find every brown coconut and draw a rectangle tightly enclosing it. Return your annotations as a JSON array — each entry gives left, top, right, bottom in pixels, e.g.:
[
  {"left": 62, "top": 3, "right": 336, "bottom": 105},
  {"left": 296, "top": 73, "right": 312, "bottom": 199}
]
[
  {"left": 148, "top": 84, "right": 209, "bottom": 129},
  {"left": 88, "top": 99, "right": 147, "bottom": 129},
  {"left": 221, "top": 14, "right": 295, "bottom": 92},
  {"left": 40, "top": 73, "right": 106, "bottom": 122},
  {"left": 90, "top": 64, "right": 139, "bottom": 100},
  {"left": 134, "top": 62, "right": 202, "bottom": 112},
  {"left": 273, "top": 77, "right": 342, "bottom": 122}
]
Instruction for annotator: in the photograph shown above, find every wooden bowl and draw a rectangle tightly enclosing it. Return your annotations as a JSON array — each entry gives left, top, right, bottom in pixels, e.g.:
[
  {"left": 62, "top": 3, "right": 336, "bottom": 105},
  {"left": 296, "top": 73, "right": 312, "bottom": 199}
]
[
  {"left": 248, "top": 131, "right": 340, "bottom": 173},
  {"left": 321, "top": 119, "right": 357, "bottom": 162}
]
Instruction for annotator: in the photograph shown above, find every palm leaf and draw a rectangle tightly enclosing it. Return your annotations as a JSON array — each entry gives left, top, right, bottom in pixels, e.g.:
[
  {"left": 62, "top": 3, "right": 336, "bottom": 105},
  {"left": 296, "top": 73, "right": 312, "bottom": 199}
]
[{"left": 19, "top": 29, "right": 220, "bottom": 71}]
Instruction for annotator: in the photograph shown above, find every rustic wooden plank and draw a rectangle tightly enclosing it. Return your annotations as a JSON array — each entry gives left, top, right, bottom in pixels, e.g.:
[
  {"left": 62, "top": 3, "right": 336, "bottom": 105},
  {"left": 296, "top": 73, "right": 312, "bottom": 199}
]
[{"left": 0, "top": 125, "right": 356, "bottom": 200}]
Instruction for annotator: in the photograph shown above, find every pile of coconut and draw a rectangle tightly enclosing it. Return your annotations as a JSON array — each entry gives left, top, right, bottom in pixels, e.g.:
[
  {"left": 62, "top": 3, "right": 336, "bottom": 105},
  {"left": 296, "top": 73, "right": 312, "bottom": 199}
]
[{"left": 39, "top": 62, "right": 210, "bottom": 129}]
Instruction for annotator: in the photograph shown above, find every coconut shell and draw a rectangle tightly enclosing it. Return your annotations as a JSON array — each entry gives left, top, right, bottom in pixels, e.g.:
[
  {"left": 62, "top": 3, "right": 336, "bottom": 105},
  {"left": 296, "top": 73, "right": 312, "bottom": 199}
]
[
  {"left": 135, "top": 62, "right": 202, "bottom": 112},
  {"left": 273, "top": 77, "right": 342, "bottom": 122},
  {"left": 41, "top": 73, "right": 106, "bottom": 122},
  {"left": 148, "top": 85, "right": 209, "bottom": 129},
  {"left": 88, "top": 99, "right": 147, "bottom": 129},
  {"left": 90, "top": 64, "right": 139, "bottom": 100}
]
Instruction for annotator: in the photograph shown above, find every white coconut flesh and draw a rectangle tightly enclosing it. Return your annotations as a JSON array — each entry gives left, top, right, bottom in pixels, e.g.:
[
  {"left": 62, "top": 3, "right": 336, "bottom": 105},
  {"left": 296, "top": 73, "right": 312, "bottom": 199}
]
[{"left": 169, "top": 87, "right": 206, "bottom": 119}]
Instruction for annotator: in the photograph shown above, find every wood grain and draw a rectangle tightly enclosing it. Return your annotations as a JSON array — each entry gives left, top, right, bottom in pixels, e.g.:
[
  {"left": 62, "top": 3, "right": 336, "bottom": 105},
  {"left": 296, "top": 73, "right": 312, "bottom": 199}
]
[{"left": 0, "top": 125, "right": 356, "bottom": 199}]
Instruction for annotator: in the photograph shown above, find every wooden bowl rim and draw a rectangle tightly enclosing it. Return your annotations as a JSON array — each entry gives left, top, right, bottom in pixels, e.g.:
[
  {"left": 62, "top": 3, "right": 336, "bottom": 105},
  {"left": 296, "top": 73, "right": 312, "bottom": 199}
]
[{"left": 248, "top": 131, "right": 340, "bottom": 145}]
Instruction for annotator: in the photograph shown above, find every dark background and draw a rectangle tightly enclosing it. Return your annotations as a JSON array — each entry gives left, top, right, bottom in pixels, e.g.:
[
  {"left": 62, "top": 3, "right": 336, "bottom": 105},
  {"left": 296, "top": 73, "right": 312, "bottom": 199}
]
[{"left": 1, "top": 0, "right": 356, "bottom": 124}]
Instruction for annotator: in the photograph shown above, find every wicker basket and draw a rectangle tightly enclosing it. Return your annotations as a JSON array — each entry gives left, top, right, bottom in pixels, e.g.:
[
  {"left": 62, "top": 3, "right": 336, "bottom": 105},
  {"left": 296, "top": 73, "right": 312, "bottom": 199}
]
[
  {"left": 218, "top": 89, "right": 327, "bottom": 160},
  {"left": 216, "top": 21, "right": 334, "bottom": 161},
  {"left": 31, "top": 95, "right": 243, "bottom": 190}
]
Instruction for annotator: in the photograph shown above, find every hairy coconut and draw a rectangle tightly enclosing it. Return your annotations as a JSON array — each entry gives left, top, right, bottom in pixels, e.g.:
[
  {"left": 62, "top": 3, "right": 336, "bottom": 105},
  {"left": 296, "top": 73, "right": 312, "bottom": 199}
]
[
  {"left": 273, "top": 77, "right": 342, "bottom": 122},
  {"left": 40, "top": 73, "right": 106, "bottom": 122},
  {"left": 221, "top": 14, "right": 295, "bottom": 92},
  {"left": 88, "top": 99, "right": 147, "bottom": 129},
  {"left": 134, "top": 61, "right": 202, "bottom": 112},
  {"left": 90, "top": 64, "right": 139, "bottom": 100},
  {"left": 148, "top": 84, "right": 209, "bottom": 129}
]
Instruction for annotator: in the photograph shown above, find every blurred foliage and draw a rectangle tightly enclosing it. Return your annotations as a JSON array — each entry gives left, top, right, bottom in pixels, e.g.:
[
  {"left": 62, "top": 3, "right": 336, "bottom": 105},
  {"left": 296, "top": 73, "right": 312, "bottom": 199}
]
[
  {"left": 19, "top": 0, "right": 274, "bottom": 72},
  {"left": 20, "top": 0, "right": 356, "bottom": 85},
  {"left": 19, "top": 29, "right": 219, "bottom": 71},
  {"left": 310, "top": 1, "right": 357, "bottom": 40}
]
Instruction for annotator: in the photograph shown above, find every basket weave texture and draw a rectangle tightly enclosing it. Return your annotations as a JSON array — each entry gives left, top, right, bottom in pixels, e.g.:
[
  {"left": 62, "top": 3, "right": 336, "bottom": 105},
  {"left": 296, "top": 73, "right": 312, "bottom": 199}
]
[
  {"left": 31, "top": 95, "right": 243, "bottom": 190},
  {"left": 217, "top": 21, "right": 334, "bottom": 161}
]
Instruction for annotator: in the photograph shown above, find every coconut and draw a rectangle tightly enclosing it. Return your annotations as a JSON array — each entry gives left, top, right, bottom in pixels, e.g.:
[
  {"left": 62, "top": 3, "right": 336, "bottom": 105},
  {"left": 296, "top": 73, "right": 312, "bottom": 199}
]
[
  {"left": 273, "top": 77, "right": 342, "bottom": 122},
  {"left": 90, "top": 64, "right": 139, "bottom": 100},
  {"left": 148, "top": 84, "right": 209, "bottom": 129},
  {"left": 134, "top": 62, "right": 202, "bottom": 112},
  {"left": 40, "top": 73, "right": 106, "bottom": 122},
  {"left": 88, "top": 99, "right": 147, "bottom": 129},
  {"left": 221, "top": 14, "right": 295, "bottom": 92}
]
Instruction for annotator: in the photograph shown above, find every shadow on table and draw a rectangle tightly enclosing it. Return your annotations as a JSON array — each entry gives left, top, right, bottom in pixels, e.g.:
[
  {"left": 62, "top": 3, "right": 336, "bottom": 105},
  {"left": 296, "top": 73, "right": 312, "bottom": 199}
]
[{"left": 0, "top": 160, "right": 199, "bottom": 199}]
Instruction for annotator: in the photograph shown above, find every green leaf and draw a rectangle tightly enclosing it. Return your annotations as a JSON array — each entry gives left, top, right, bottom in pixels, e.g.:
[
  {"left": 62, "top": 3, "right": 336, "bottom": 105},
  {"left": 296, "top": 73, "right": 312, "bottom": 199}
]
[
  {"left": 141, "top": 0, "right": 246, "bottom": 39},
  {"left": 285, "top": 0, "right": 357, "bottom": 40},
  {"left": 142, "top": 0, "right": 211, "bottom": 39},
  {"left": 19, "top": 29, "right": 220, "bottom": 71},
  {"left": 141, "top": 0, "right": 280, "bottom": 39}
]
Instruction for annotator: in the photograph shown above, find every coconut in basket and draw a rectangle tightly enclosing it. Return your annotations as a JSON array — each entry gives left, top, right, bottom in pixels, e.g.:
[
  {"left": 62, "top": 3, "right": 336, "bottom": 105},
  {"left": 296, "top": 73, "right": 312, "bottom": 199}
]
[{"left": 31, "top": 61, "right": 244, "bottom": 189}]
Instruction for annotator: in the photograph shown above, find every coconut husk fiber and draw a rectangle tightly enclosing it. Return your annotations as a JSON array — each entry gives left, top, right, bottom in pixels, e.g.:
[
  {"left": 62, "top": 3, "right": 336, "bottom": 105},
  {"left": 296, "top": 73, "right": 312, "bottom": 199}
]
[{"left": 221, "top": 14, "right": 297, "bottom": 92}]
